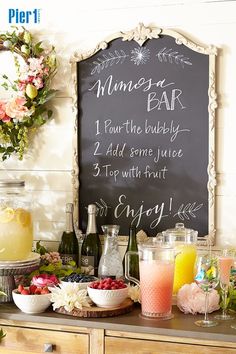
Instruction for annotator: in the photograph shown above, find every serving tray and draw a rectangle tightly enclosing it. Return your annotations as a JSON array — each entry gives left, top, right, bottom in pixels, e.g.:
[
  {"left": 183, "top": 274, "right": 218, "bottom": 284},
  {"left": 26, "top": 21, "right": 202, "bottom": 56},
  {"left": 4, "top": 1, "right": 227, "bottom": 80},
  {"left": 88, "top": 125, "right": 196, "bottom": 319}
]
[{"left": 55, "top": 298, "right": 134, "bottom": 318}]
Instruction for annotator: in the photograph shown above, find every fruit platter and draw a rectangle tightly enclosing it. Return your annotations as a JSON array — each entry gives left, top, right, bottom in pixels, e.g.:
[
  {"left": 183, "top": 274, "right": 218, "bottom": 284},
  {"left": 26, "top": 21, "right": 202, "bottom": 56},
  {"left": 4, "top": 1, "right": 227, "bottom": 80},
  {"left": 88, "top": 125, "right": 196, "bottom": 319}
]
[
  {"left": 12, "top": 275, "right": 134, "bottom": 318},
  {"left": 53, "top": 278, "right": 134, "bottom": 318}
]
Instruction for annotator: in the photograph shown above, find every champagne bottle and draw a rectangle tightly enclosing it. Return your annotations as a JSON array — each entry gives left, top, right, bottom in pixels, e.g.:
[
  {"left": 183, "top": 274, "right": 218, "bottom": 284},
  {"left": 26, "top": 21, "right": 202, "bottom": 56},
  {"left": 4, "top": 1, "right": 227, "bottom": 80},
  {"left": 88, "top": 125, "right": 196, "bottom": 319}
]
[
  {"left": 123, "top": 225, "right": 139, "bottom": 281},
  {"left": 58, "top": 203, "right": 79, "bottom": 266},
  {"left": 81, "top": 204, "right": 102, "bottom": 276}
]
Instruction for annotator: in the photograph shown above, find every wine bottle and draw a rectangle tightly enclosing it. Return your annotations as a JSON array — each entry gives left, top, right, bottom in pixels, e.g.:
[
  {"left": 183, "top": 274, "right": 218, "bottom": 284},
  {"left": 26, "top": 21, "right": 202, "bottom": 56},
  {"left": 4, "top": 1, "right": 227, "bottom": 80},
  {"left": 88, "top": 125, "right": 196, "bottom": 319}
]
[
  {"left": 123, "top": 225, "right": 139, "bottom": 281},
  {"left": 58, "top": 203, "right": 79, "bottom": 266},
  {"left": 81, "top": 204, "right": 102, "bottom": 276}
]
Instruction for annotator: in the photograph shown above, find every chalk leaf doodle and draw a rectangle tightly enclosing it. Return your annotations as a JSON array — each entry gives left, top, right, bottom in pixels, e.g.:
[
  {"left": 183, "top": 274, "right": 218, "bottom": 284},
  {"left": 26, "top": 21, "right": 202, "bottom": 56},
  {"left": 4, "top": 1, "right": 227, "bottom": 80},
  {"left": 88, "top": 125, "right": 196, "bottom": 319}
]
[
  {"left": 174, "top": 202, "right": 203, "bottom": 221},
  {"left": 156, "top": 47, "right": 192, "bottom": 68},
  {"left": 95, "top": 199, "right": 110, "bottom": 217},
  {"left": 91, "top": 50, "right": 128, "bottom": 75}
]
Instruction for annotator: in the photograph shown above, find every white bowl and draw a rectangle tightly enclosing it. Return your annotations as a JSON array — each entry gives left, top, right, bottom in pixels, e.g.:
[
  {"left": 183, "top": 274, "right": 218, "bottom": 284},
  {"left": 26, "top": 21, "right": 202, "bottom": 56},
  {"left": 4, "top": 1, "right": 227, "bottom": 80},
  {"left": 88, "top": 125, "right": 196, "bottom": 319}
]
[
  {"left": 60, "top": 280, "right": 92, "bottom": 290},
  {"left": 12, "top": 288, "right": 51, "bottom": 314},
  {"left": 60, "top": 276, "right": 98, "bottom": 290},
  {"left": 87, "top": 286, "right": 128, "bottom": 308}
]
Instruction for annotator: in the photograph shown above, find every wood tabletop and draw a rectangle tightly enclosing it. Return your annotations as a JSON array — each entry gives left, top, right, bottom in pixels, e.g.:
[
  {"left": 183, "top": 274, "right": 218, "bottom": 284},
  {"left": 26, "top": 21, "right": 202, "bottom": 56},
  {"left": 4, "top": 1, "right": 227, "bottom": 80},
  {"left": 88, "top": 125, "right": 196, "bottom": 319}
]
[{"left": 0, "top": 303, "right": 236, "bottom": 344}]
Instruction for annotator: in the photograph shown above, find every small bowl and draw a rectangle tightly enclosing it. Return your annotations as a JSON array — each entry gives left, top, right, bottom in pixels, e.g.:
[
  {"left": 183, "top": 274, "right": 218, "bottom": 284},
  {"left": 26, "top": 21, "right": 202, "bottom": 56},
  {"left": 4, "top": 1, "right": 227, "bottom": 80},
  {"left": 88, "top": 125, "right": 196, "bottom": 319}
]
[
  {"left": 12, "top": 288, "right": 51, "bottom": 314},
  {"left": 60, "top": 280, "right": 91, "bottom": 290},
  {"left": 87, "top": 286, "right": 128, "bottom": 308},
  {"left": 60, "top": 275, "right": 98, "bottom": 290}
]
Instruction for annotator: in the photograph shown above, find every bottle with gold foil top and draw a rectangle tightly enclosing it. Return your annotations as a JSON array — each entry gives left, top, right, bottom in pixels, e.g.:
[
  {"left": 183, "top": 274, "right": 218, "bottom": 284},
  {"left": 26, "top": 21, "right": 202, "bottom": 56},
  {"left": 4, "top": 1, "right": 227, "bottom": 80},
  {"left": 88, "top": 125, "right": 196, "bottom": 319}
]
[
  {"left": 0, "top": 179, "right": 33, "bottom": 261},
  {"left": 81, "top": 204, "right": 102, "bottom": 276},
  {"left": 58, "top": 203, "right": 79, "bottom": 266}
]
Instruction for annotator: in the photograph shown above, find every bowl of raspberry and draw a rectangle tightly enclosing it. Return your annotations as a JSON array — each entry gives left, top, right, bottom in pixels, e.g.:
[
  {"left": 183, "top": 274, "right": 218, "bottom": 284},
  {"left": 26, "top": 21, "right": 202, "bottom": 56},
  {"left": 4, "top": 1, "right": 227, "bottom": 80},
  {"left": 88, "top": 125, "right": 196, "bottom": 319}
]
[{"left": 87, "top": 278, "right": 128, "bottom": 308}]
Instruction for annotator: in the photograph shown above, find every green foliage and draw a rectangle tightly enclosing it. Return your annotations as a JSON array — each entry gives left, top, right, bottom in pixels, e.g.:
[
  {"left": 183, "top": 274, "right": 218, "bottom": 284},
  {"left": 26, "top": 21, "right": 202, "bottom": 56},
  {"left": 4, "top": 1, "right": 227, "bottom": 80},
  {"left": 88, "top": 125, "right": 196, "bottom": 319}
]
[
  {"left": 228, "top": 287, "right": 236, "bottom": 311},
  {"left": 35, "top": 240, "right": 47, "bottom": 255},
  {"left": 31, "top": 241, "right": 81, "bottom": 279},
  {"left": 0, "top": 328, "right": 6, "bottom": 341},
  {"left": 228, "top": 268, "right": 236, "bottom": 312},
  {"left": 30, "top": 261, "right": 80, "bottom": 279}
]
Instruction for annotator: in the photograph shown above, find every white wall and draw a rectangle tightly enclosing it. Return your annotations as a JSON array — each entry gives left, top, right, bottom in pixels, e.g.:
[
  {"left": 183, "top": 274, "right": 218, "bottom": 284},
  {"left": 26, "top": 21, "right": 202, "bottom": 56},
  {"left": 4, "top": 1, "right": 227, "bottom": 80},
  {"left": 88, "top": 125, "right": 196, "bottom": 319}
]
[{"left": 0, "top": 0, "right": 235, "bottom": 249}]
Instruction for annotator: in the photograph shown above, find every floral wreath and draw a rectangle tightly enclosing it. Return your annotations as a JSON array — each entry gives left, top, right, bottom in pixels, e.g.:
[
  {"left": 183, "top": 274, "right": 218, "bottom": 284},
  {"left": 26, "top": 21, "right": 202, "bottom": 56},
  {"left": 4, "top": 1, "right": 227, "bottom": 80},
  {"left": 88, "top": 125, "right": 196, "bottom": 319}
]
[{"left": 0, "top": 27, "right": 57, "bottom": 160}]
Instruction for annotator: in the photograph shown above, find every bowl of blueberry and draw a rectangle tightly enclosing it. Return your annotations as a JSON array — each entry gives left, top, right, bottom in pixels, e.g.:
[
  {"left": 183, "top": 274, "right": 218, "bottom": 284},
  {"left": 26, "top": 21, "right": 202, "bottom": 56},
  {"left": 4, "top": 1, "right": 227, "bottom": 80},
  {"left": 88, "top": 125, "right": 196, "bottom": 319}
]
[{"left": 60, "top": 273, "right": 98, "bottom": 290}]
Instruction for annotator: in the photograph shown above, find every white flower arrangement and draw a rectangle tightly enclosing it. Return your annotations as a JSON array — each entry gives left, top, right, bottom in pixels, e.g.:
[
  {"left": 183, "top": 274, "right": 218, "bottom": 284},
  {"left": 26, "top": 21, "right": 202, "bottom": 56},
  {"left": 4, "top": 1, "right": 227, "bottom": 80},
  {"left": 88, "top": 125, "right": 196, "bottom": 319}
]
[{"left": 49, "top": 283, "right": 91, "bottom": 312}]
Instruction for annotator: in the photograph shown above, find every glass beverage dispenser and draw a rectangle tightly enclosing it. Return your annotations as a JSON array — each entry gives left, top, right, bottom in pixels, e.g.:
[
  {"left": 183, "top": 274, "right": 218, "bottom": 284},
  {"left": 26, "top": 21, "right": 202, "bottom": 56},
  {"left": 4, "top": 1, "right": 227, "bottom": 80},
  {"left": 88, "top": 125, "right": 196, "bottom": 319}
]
[{"left": 0, "top": 180, "right": 33, "bottom": 261}]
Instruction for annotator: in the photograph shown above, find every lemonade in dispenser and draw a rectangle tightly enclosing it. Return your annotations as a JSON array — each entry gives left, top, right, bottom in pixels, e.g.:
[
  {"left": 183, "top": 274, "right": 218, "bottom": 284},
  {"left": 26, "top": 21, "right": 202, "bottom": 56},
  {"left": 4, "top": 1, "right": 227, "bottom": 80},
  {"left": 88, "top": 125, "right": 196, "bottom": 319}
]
[
  {"left": 0, "top": 180, "right": 33, "bottom": 261},
  {"left": 159, "top": 223, "right": 198, "bottom": 294}
]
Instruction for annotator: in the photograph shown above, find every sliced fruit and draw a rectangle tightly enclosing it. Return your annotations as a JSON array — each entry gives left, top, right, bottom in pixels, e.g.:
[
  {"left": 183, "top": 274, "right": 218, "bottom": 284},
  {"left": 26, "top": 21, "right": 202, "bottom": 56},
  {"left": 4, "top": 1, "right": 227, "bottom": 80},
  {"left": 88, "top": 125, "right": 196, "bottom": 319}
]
[
  {"left": 15, "top": 208, "right": 32, "bottom": 227},
  {"left": 0, "top": 207, "right": 15, "bottom": 223}
]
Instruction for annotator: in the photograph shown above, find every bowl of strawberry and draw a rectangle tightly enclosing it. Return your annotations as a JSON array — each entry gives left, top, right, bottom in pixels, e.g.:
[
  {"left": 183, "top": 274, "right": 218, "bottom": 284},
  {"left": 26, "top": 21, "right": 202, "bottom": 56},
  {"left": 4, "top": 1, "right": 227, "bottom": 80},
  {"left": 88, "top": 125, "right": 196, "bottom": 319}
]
[
  {"left": 87, "top": 278, "right": 128, "bottom": 308},
  {"left": 12, "top": 284, "right": 52, "bottom": 314}
]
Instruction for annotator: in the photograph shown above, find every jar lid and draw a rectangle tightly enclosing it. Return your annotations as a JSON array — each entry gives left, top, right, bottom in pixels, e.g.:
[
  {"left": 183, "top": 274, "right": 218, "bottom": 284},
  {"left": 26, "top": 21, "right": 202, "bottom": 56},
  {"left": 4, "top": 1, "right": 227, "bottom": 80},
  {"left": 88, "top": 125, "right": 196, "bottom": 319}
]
[
  {"left": 0, "top": 179, "right": 25, "bottom": 188},
  {"left": 163, "top": 223, "right": 196, "bottom": 235},
  {"left": 162, "top": 222, "right": 198, "bottom": 243}
]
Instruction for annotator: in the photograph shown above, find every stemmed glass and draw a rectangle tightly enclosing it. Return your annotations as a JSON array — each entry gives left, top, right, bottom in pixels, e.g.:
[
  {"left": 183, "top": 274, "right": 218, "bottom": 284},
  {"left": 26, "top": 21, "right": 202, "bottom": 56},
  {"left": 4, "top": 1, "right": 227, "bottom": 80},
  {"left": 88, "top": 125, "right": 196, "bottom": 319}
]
[
  {"left": 194, "top": 253, "right": 219, "bottom": 327},
  {"left": 215, "top": 249, "right": 235, "bottom": 321}
]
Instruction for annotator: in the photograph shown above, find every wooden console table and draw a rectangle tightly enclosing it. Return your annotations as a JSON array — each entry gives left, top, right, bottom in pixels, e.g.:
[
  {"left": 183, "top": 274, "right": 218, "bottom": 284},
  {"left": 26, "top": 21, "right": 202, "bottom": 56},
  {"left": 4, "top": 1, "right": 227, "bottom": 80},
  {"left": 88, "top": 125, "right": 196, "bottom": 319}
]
[{"left": 0, "top": 304, "right": 236, "bottom": 353}]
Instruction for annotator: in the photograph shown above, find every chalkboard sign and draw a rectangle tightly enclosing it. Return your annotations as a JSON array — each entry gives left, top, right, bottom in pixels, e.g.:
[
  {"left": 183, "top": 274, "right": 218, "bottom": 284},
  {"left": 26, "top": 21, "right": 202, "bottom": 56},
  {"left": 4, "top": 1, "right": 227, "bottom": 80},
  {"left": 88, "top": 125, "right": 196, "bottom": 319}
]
[{"left": 72, "top": 24, "right": 217, "bottom": 243}]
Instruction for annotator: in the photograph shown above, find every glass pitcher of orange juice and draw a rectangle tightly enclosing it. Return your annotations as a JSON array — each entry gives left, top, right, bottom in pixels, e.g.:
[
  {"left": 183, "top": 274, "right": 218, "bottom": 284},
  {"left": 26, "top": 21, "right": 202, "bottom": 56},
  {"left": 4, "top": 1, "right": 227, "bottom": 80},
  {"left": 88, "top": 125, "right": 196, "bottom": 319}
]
[
  {"left": 158, "top": 223, "right": 198, "bottom": 294},
  {"left": 0, "top": 180, "right": 33, "bottom": 261}
]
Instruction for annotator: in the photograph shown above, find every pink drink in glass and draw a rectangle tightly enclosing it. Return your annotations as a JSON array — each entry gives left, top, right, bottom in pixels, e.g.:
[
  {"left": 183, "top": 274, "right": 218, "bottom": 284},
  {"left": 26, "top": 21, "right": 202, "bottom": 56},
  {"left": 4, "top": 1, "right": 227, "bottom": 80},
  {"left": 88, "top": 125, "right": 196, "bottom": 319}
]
[
  {"left": 219, "top": 257, "right": 234, "bottom": 285},
  {"left": 139, "top": 259, "right": 174, "bottom": 319}
]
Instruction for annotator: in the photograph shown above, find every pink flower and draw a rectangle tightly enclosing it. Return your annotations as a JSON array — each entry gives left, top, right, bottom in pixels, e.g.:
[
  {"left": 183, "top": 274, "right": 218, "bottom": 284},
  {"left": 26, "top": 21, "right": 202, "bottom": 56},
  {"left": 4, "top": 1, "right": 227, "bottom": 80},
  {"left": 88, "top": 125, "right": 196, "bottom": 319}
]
[
  {"left": 5, "top": 96, "right": 32, "bottom": 120},
  {"left": 41, "top": 252, "right": 61, "bottom": 265},
  {"left": 27, "top": 76, "right": 34, "bottom": 83},
  {"left": 0, "top": 101, "right": 11, "bottom": 122},
  {"left": 33, "top": 76, "right": 44, "bottom": 89},
  {"left": 177, "top": 283, "right": 220, "bottom": 314},
  {"left": 32, "top": 274, "right": 59, "bottom": 287},
  {"left": 18, "top": 80, "right": 27, "bottom": 92},
  {"left": 28, "top": 56, "right": 44, "bottom": 75}
]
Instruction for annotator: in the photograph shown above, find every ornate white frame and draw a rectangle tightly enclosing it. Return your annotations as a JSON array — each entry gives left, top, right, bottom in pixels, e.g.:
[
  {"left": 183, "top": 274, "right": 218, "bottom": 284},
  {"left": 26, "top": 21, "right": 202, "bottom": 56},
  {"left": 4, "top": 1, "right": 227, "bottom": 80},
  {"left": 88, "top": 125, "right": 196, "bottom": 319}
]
[{"left": 70, "top": 23, "right": 217, "bottom": 246}]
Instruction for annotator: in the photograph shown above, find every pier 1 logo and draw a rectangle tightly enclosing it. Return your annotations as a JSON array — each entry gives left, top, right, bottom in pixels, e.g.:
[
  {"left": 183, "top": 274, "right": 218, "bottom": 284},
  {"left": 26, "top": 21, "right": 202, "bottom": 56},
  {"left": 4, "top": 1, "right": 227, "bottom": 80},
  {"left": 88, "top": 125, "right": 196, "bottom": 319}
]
[{"left": 8, "top": 9, "right": 41, "bottom": 24}]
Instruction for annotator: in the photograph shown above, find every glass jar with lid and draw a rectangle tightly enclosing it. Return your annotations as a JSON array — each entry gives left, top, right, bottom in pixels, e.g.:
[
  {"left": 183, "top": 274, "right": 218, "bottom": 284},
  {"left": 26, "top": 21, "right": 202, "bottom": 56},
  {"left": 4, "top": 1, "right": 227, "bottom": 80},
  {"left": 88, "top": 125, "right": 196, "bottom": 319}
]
[
  {"left": 0, "top": 180, "right": 33, "bottom": 261},
  {"left": 158, "top": 223, "right": 198, "bottom": 294}
]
